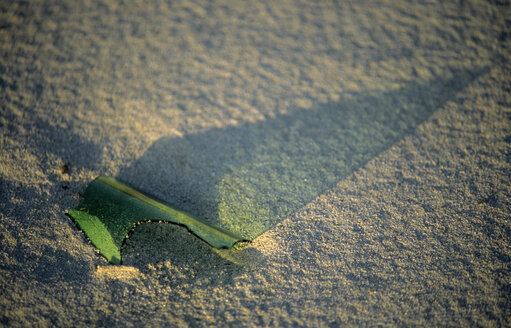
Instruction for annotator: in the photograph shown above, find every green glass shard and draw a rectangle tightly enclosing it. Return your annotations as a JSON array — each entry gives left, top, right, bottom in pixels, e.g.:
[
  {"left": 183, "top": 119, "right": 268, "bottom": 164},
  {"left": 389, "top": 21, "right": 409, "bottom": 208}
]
[{"left": 68, "top": 176, "right": 244, "bottom": 264}]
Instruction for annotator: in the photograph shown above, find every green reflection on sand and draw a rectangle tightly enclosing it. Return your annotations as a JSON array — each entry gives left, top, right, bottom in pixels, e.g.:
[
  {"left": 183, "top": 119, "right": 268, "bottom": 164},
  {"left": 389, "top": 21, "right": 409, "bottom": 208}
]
[{"left": 121, "top": 68, "right": 484, "bottom": 241}]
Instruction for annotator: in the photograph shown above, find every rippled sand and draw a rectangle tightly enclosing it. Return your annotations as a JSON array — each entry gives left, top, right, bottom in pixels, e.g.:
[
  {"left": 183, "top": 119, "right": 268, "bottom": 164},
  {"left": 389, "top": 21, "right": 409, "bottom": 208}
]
[{"left": 1, "top": 0, "right": 510, "bottom": 326}]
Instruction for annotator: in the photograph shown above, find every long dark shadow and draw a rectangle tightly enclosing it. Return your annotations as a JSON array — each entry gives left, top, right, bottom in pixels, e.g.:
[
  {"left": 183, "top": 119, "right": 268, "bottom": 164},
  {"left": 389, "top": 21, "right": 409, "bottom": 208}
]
[{"left": 118, "top": 68, "right": 484, "bottom": 241}]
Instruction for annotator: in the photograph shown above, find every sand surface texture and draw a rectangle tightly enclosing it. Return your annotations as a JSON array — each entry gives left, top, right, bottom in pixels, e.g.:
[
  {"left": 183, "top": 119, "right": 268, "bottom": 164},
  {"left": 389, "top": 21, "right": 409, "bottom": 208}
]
[{"left": 1, "top": 0, "right": 510, "bottom": 326}]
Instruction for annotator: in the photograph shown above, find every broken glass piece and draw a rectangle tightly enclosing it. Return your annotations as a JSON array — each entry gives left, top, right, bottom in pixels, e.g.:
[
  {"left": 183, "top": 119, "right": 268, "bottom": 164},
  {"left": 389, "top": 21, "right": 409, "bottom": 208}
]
[{"left": 68, "top": 176, "right": 244, "bottom": 264}]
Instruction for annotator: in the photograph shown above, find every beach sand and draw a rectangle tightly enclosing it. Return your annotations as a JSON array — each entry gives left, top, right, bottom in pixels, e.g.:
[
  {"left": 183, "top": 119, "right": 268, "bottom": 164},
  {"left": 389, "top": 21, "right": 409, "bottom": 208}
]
[{"left": 1, "top": 0, "right": 510, "bottom": 326}]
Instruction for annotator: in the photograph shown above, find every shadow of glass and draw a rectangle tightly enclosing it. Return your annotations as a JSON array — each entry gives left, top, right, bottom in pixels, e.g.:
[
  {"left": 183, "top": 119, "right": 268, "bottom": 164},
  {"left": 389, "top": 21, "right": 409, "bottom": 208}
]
[{"left": 118, "top": 68, "right": 484, "bottom": 245}]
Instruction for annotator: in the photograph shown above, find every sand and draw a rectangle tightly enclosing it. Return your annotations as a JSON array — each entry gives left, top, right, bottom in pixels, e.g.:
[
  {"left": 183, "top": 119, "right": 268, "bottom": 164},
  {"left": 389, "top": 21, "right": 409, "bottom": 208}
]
[{"left": 1, "top": 0, "right": 510, "bottom": 326}]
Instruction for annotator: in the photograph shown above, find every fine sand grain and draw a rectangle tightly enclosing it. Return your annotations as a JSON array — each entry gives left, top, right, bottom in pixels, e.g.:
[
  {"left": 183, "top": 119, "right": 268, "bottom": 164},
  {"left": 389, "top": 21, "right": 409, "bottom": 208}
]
[{"left": 1, "top": 0, "right": 510, "bottom": 326}]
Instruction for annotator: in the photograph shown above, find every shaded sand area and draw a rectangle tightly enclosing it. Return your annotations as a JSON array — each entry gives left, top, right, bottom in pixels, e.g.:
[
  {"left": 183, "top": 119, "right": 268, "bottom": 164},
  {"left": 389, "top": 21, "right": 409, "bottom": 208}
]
[{"left": 1, "top": 0, "right": 510, "bottom": 326}]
